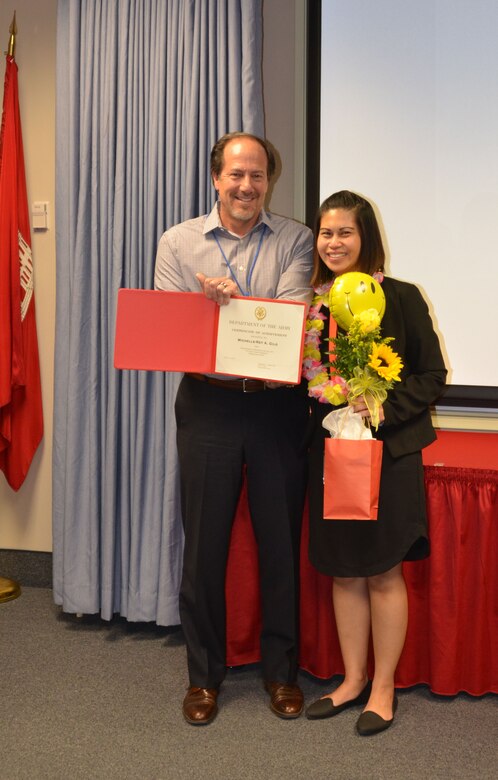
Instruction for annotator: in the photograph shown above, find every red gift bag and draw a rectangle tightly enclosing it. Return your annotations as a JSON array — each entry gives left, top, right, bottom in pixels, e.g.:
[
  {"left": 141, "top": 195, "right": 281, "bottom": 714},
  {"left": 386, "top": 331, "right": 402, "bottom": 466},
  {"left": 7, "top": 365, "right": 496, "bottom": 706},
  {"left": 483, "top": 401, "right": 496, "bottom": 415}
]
[{"left": 323, "top": 438, "right": 383, "bottom": 520}]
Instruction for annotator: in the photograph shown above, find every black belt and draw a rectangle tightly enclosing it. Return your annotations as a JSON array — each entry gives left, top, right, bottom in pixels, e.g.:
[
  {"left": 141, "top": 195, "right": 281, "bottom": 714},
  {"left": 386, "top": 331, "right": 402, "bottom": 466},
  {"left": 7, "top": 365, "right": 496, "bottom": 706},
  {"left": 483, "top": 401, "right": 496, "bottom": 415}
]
[{"left": 186, "top": 372, "right": 267, "bottom": 393}]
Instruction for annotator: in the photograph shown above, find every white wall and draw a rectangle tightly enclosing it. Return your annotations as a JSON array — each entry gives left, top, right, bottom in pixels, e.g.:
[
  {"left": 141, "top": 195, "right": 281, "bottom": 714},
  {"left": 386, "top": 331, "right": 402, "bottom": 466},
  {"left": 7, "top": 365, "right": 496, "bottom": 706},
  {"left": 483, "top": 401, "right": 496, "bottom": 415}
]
[
  {"left": 319, "top": 0, "right": 498, "bottom": 389},
  {"left": 262, "top": 0, "right": 306, "bottom": 221},
  {"left": 0, "top": 0, "right": 303, "bottom": 552}
]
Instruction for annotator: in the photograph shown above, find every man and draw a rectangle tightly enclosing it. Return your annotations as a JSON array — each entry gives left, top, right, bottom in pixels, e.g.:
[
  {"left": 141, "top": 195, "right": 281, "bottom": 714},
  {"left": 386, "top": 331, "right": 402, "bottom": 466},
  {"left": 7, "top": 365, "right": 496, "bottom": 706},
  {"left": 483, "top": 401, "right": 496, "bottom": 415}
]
[{"left": 154, "top": 132, "right": 313, "bottom": 725}]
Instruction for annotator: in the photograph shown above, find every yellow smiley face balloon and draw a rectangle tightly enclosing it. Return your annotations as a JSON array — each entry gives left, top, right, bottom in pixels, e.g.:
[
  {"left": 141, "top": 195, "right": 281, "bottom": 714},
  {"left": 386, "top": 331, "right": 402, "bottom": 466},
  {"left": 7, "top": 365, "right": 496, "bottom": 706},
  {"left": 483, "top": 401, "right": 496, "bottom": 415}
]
[{"left": 330, "top": 272, "right": 386, "bottom": 331}]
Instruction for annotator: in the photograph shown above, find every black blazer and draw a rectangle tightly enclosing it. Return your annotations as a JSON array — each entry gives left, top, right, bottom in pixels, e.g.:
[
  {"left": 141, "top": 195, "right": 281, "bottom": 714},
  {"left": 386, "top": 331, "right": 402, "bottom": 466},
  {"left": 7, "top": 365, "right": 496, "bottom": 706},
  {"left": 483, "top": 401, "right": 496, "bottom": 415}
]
[{"left": 375, "top": 276, "right": 447, "bottom": 458}]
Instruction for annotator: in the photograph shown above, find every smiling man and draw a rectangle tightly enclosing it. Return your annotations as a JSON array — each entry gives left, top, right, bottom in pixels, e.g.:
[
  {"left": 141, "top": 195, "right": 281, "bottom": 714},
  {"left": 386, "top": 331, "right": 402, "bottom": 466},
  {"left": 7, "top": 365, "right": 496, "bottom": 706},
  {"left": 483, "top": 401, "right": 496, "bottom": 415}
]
[
  {"left": 212, "top": 136, "right": 268, "bottom": 231},
  {"left": 154, "top": 132, "right": 313, "bottom": 725}
]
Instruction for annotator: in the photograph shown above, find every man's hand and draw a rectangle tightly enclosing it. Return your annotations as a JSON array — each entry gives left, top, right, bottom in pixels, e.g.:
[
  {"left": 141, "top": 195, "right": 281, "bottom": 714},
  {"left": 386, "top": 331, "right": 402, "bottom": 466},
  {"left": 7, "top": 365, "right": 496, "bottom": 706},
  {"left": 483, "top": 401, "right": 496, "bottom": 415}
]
[{"left": 196, "top": 272, "right": 236, "bottom": 306}]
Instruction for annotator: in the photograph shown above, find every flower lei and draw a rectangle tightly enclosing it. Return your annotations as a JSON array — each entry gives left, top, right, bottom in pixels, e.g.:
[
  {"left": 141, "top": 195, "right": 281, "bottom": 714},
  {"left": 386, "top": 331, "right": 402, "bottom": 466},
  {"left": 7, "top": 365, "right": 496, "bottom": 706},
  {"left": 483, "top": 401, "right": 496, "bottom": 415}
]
[{"left": 302, "top": 282, "right": 349, "bottom": 405}]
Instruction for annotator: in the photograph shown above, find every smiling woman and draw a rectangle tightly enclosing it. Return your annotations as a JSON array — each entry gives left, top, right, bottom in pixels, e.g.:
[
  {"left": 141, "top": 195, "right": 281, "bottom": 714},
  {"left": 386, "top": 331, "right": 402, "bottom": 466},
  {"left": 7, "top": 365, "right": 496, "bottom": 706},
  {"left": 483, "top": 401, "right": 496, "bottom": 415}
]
[
  {"left": 304, "top": 189, "right": 447, "bottom": 734},
  {"left": 316, "top": 209, "right": 361, "bottom": 276}
]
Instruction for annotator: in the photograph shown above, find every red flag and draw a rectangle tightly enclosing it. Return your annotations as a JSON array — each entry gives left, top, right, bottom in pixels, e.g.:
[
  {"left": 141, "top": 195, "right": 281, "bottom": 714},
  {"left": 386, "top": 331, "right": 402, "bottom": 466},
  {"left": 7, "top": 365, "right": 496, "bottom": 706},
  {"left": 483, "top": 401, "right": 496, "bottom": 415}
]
[{"left": 0, "top": 54, "right": 43, "bottom": 490}]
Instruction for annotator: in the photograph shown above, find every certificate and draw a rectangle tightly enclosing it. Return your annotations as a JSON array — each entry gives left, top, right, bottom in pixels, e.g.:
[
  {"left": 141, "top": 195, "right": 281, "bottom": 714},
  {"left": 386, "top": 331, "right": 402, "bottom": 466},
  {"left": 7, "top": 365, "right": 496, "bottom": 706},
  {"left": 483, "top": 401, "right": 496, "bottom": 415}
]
[
  {"left": 215, "top": 297, "right": 306, "bottom": 383},
  {"left": 114, "top": 289, "right": 306, "bottom": 383}
]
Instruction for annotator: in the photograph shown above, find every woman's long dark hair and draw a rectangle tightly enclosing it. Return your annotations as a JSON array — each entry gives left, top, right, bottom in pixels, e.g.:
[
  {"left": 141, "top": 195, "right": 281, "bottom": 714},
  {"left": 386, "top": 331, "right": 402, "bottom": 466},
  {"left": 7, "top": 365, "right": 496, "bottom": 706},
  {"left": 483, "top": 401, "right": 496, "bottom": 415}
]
[{"left": 311, "top": 191, "right": 385, "bottom": 287}]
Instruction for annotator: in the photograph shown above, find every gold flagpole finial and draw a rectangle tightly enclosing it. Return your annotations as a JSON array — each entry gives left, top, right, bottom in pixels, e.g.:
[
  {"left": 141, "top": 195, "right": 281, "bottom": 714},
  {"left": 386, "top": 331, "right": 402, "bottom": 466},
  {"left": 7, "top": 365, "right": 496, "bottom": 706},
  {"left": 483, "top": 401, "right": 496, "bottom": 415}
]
[{"left": 7, "top": 11, "right": 17, "bottom": 58}]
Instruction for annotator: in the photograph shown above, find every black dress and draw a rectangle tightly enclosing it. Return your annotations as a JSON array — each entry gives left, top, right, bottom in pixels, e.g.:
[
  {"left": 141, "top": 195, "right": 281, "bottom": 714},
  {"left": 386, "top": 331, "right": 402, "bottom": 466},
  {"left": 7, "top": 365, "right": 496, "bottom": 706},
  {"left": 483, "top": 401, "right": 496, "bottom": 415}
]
[{"left": 307, "top": 276, "right": 447, "bottom": 578}]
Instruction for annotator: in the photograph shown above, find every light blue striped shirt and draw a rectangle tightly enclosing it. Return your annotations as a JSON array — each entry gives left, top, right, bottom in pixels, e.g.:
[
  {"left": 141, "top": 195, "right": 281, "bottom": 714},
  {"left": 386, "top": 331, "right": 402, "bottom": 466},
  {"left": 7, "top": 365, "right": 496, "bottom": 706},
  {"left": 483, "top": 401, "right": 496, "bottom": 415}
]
[{"left": 154, "top": 204, "right": 313, "bottom": 304}]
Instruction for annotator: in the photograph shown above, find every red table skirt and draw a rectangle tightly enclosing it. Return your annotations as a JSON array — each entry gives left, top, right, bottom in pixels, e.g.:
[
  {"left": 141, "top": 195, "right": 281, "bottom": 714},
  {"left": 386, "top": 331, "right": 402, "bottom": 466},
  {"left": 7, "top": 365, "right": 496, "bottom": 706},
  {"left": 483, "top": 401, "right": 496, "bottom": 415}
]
[{"left": 225, "top": 466, "right": 498, "bottom": 696}]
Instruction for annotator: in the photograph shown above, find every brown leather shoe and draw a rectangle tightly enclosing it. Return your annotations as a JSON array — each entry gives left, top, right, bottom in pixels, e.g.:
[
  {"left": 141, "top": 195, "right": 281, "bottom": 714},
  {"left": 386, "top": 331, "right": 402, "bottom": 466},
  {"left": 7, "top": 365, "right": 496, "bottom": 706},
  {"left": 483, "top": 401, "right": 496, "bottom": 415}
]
[
  {"left": 264, "top": 681, "right": 304, "bottom": 719},
  {"left": 182, "top": 686, "right": 219, "bottom": 725}
]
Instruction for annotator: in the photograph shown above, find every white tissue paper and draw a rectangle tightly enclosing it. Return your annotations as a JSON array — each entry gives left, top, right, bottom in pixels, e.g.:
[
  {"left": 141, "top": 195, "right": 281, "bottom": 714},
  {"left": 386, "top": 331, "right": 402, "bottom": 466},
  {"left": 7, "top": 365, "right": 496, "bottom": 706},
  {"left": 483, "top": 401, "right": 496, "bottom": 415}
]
[{"left": 322, "top": 406, "right": 372, "bottom": 440}]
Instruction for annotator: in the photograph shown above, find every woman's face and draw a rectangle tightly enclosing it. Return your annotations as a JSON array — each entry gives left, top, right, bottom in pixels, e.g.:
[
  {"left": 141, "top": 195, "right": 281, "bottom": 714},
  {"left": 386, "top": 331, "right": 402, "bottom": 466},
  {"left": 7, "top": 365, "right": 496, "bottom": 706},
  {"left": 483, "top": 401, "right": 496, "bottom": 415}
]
[{"left": 317, "top": 208, "right": 362, "bottom": 277}]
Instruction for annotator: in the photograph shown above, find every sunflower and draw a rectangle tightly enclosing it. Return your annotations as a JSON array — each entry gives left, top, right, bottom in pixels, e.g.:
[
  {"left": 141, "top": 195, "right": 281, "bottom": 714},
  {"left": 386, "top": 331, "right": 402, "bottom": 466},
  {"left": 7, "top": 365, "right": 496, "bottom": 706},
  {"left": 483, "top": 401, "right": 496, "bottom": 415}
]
[{"left": 368, "top": 343, "right": 403, "bottom": 382}]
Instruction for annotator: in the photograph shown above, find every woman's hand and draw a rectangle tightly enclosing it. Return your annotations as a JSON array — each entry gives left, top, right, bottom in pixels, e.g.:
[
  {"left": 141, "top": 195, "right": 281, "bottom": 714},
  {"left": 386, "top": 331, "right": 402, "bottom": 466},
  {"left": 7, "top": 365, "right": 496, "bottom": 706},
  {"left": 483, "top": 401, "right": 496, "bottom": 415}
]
[
  {"left": 351, "top": 396, "right": 385, "bottom": 426},
  {"left": 196, "top": 272, "right": 236, "bottom": 306}
]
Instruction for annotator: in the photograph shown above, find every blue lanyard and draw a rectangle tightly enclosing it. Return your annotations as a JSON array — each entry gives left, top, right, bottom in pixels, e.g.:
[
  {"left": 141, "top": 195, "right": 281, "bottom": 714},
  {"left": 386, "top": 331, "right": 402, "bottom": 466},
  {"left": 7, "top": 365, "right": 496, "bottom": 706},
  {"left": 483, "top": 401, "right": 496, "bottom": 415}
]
[{"left": 213, "top": 225, "right": 267, "bottom": 297}]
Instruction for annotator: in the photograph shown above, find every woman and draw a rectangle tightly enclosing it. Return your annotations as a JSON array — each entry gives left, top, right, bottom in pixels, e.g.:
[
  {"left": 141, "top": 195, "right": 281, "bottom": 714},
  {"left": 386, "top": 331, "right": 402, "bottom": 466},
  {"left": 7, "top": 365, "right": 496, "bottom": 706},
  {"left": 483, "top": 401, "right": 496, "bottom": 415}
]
[{"left": 304, "top": 191, "right": 446, "bottom": 735}]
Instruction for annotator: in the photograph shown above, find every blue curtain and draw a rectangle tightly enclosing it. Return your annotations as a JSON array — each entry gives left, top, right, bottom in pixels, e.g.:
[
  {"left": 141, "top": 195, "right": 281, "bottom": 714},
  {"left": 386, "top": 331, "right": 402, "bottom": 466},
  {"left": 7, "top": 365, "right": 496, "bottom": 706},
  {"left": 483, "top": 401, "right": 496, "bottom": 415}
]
[{"left": 53, "top": 0, "right": 264, "bottom": 624}]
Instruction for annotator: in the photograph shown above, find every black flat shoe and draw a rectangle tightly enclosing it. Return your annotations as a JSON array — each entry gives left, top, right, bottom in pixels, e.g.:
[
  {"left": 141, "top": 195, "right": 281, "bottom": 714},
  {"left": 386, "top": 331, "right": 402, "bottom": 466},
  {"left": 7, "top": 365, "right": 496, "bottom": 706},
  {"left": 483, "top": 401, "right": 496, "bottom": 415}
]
[
  {"left": 356, "top": 695, "right": 398, "bottom": 736},
  {"left": 306, "top": 681, "right": 372, "bottom": 720}
]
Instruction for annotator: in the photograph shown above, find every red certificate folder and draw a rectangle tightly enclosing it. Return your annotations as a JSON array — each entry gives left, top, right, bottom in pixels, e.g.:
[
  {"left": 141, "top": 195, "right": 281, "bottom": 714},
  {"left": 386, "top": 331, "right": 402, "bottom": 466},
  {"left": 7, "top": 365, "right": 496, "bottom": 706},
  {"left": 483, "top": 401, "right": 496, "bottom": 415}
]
[
  {"left": 114, "top": 289, "right": 306, "bottom": 382},
  {"left": 114, "top": 289, "right": 218, "bottom": 373}
]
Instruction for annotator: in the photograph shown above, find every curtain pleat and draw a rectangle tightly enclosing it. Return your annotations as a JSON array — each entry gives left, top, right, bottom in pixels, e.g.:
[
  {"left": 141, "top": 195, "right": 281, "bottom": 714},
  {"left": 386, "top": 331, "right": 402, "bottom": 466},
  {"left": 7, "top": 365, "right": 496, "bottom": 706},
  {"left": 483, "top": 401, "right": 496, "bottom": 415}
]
[{"left": 53, "top": 0, "right": 264, "bottom": 624}]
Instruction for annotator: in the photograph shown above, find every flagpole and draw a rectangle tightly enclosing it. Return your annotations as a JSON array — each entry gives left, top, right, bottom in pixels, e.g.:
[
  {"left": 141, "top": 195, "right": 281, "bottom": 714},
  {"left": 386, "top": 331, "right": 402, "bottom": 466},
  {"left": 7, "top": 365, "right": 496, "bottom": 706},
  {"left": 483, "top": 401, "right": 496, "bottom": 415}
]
[{"left": 7, "top": 12, "right": 17, "bottom": 57}]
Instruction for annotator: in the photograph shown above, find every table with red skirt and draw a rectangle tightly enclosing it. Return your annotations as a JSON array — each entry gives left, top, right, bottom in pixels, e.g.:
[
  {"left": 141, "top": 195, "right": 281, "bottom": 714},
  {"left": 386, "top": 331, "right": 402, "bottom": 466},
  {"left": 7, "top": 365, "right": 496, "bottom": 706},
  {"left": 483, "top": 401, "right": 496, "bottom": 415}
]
[{"left": 224, "top": 432, "right": 498, "bottom": 696}]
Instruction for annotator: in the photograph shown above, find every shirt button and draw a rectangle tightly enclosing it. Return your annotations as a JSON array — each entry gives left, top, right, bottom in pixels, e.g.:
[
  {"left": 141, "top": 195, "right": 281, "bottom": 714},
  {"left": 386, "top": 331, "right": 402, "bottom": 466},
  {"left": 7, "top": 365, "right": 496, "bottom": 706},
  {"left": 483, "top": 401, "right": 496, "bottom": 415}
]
[{"left": 239, "top": 266, "right": 245, "bottom": 271}]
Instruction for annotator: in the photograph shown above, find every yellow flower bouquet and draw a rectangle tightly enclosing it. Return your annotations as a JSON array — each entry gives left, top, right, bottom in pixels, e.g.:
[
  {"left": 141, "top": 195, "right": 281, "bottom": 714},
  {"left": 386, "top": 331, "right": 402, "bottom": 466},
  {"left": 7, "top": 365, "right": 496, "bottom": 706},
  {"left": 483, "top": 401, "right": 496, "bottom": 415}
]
[{"left": 330, "top": 308, "right": 403, "bottom": 429}]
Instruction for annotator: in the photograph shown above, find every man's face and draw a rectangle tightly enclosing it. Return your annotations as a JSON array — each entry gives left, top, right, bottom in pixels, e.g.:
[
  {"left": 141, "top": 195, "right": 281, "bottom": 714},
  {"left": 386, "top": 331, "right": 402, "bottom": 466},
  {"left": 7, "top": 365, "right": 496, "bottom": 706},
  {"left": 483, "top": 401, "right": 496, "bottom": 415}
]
[{"left": 213, "top": 138, "right": 269, "bottom": 235}]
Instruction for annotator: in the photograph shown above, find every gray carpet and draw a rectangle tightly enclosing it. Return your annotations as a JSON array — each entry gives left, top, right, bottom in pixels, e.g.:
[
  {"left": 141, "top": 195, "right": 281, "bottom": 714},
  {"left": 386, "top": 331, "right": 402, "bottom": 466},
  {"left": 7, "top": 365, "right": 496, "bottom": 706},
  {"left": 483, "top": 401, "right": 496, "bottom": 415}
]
[{"left": 0, "top": 587, "right": 496, "bottom": 780}]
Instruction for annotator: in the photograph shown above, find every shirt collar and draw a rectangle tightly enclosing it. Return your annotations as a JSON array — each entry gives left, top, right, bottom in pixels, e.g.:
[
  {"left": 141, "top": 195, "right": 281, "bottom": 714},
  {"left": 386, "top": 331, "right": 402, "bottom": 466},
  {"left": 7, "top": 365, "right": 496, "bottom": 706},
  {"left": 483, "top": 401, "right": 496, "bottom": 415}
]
[{"left": 203, "top": 203, "right": 274, "bottom": 237}]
